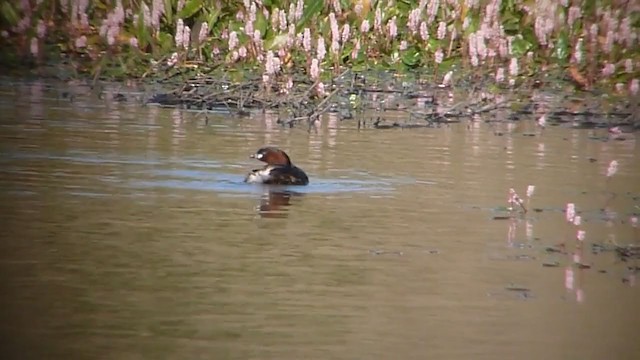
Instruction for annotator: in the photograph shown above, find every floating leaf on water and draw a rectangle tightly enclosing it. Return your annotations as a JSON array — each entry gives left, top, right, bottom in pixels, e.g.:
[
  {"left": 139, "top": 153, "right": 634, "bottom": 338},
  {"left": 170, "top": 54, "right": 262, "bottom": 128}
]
[
  {"left": 542, "top": 261, "right": 560, "bottom": 267},
  {"left": 505, "top": 284, "right": 530, "bottom": 292},
  {"left": 545, "top": 246, "right": 565, "bottom": 253}
]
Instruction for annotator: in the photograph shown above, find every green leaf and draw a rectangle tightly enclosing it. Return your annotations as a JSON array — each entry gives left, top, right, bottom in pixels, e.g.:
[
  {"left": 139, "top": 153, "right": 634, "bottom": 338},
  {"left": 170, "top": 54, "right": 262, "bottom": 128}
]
[
  {"left": 511, "top": 36, "right": 532, "bottom": 57},
  {"left": 554, "top": 30, "right": 569, "bottom": 63},
  {"left": 0, "top": 2, "right": 19, "bottom": 26},
  {"left": 296, "top": 0, "right": 323, "bottom": 32},
  {"left": 178, "top": 0, "right": 203, "bottom": 19},
  {"left": 401, "top": 46, "right": 421, "bottom": 68},
  {"left": 157, "top": 32, "right": 174, "bottom": 52},
  {"left": 266, "top": 34, "right": 289, "bottom": 50},
  {"left": 163, "top": 0, "right": 174, "bottom": 25},
  {"left": 254, "top": 8, "right": 268, "bottom": 37},
  {"left": 205, "top": 7, "right": 221, "bottom": 30}
]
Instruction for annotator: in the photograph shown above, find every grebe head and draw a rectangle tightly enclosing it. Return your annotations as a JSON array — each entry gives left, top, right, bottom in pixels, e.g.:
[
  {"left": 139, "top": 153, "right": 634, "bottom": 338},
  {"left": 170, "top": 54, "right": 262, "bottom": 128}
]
[{"left": 250, "top": 147, "right": 292, "bottom": 166}]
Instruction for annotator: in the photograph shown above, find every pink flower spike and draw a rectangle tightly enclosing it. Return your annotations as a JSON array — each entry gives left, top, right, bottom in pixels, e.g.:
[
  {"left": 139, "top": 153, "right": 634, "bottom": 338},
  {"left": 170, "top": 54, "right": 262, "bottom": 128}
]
[
  {"left": 631, "top": 216, "right": 638, "bottom": 228},
  {"left": 577, "top": 230, "right": 586, "bottom": 242}
]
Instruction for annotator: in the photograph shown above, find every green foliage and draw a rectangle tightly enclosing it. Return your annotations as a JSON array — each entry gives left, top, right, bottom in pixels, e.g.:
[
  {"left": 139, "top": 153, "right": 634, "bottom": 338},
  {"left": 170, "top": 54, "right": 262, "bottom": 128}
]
[
  {"left": 178, "top": 0, "right": 203, "bottom": 19},
  {"left": 0, "top": 0, "right": 635, "bottom": 92},
  {"left": 554, "top": 30, "right": 569, "bottom": 64},
  {"left": 511, "top": 35, "right": 533, "bottom": 58},
  {"left": 1, "top": 2, "right": 19, "bottom": 27},
  {"left": 296, "top": 0, "right": 323, "bottom": 32},
  {"left": 401, "top": 46, "right": 421, "bottom": 68}
]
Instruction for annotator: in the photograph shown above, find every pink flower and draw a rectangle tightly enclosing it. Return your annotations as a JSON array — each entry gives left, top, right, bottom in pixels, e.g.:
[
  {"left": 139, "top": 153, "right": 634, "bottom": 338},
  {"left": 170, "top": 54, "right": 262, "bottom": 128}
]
[
  {"left": 354, "top": 2, "right": 363, "bottom": 16},
  {"left": 351, "top": 39, "right": 361, "bottom": 60},
  {"left": 572, "top": 38, "right": 583, "bottom": 64},
  {"left": 238, "top": 46, "right": 247, "bottom": 58},
  {"left": 407, "top": 8, "right": 421, "bottom": 34},
  {"left": 278, "top": 10, "right": 287, "bottom": 31},
  {"left": 317, "top": 82, "right": 326, "bottom": 97},
  {"left": 175, "top": 19, "right": 185, "bottom": 48},
  {"left": 182, "top": 25, "right": 191, "bottom": 50},
  {"left": 360, "top": 19, "right": 370, "bottom": 33},
  {"left": 426, "top": 0, "right": 439, "bottom": 23},
  {"left": 374, "top": 8, "right": 382, "bottom": 33},
  {"left": 228, "top": 31, "right": 238, "bottom": 50},
  {"left": 630, "top": 79, "right": 639, "bottom": 95},
  {"left": 437, "top": 21, "right": 446, "bottom": 40},
  {"left": 167, "top": 52, "right": 179, "bottom": 66},
  {"left": 317, "top": 36, "right": 326, "bottom": 60},
  {"left": 75, "top": 35, "right": 87, "bottom": 48},
  {"left": 568, "top": 6, "right": 581, "bottom": 28},
  {"left": 509, "top": 57, "right": 519, "bottom": 76},
  {"left": 329, "top": 12, "right": 339, "bottom": 44},
  {"left": 468, "top": 32, "right": 477, "bottom": 60},
  {"left": 310, "top": 58, "right": 320, "bottom": 80},
  {"left": 495, "top": 67, "right": 505, "bottom": 82},
  {"left": 434, "top": 48, "right": 443, "bottom": 64},
  {"left": 151, "top": 0, "right": 164, "bottom": 31},
  {"left": 36, "top": 20, "right": 46, "bottom": 38},
  {"left": 419, "top": 21, "right": 429, "bottom": 41},
  {"left": 341, "top": 24, "right": 350, "bottom": 44},
  {"left": 330, "top": 38, "right": 340, "bottom": 55},
  {"left": 388, "top": 16, "right": 398, "bottom": 39},
  {"left": 295, "top": 0, "right": 304, "bottom": 21},
  {"left": 576, "top": 230, "right": 586, "bottom": 242},
  {"left": 441, "top": 71, "right": 452, "bottom": 87},
  {"left": 302, "top": 28, "right": 311, "bottom": 52},
  {"left": 264, "top": 51, "right": 281, "bottom": 75},
  {"left": 625, "top": 59, "right": 633, "bottom": 73},
  {"left": 198, "top": 22, "right": 209, "bottom": 43}
]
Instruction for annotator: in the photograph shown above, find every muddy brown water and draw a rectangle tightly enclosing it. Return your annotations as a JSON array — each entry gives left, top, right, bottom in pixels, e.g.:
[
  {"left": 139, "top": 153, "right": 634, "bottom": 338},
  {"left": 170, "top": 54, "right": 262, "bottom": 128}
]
[{"left": 1, "top": 79, "right": 639, "bottom": 360}]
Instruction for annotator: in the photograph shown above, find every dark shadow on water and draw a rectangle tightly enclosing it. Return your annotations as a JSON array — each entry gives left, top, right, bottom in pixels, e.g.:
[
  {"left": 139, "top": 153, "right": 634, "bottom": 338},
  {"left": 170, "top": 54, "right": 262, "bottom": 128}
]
[{"left": 255, "top": 189, "right": 303, "bottom": 218}]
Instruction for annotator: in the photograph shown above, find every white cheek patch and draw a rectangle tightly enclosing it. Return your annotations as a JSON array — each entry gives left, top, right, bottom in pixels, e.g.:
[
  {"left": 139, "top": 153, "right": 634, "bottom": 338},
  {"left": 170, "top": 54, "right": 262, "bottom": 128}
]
[{"left": 256, "top": 153, "right": 264, "bottom": 159}]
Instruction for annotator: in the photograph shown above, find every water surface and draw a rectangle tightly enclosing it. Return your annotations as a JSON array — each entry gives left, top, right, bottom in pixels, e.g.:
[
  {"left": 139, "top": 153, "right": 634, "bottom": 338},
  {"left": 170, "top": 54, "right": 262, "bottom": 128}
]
[{"left": 1, "top": 79, "right": 639, "bottom": 360}]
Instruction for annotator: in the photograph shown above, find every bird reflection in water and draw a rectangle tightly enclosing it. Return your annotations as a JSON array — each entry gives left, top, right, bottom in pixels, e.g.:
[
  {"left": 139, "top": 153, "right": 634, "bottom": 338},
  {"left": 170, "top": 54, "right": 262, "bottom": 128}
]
[{"left": 256, "top": 189, "right": 304, "bottom": 218}]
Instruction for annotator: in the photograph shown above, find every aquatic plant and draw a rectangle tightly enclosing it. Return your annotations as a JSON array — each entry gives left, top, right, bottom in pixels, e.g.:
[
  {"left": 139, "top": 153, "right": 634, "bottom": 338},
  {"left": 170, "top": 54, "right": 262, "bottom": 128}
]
[
  {"left": 0, "top": 0, "right": 637, "bottom": 93},
  {"left": 508, "top": 187, "right": 527, "bottom": 213}
]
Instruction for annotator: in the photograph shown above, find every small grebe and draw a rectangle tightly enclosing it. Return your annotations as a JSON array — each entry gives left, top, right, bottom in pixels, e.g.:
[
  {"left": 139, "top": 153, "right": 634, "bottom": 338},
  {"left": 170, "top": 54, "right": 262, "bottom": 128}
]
[{"left": 244, "top": 147, "right": 309, "bottom": 185}]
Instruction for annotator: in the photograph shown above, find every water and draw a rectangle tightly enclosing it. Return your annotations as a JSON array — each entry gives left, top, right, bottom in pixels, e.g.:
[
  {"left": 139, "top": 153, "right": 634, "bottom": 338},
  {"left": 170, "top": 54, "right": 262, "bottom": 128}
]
[{"left": 1, "top": 79, "right": 639, "bottom": 360}]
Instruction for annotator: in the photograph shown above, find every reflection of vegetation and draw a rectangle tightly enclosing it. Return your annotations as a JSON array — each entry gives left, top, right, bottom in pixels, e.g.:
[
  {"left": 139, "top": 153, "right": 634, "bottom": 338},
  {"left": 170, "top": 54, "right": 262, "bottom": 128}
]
[{"left": 1, "top": 0, "right": 638, "bottom": 92}]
